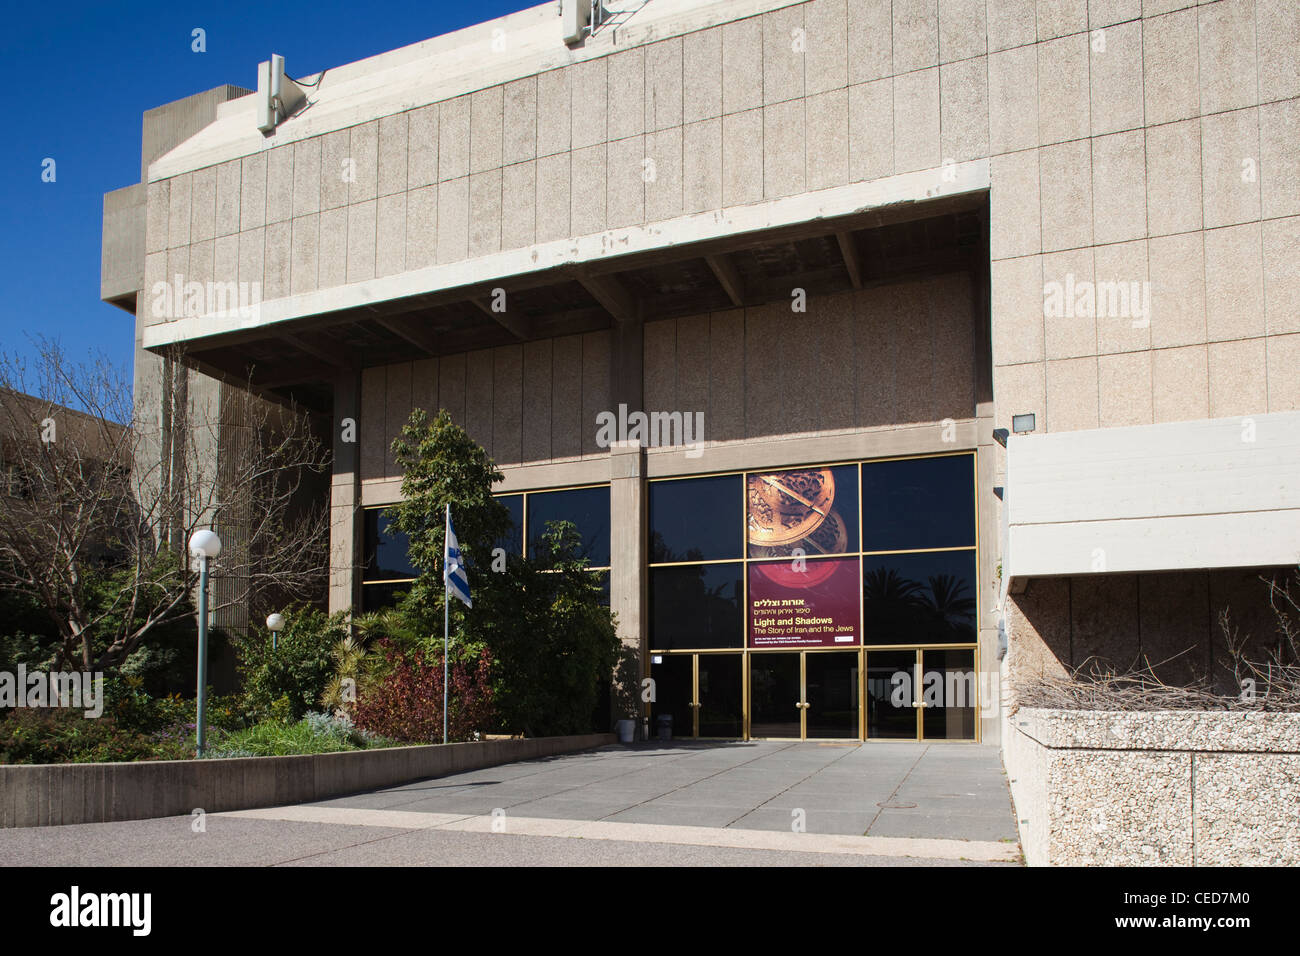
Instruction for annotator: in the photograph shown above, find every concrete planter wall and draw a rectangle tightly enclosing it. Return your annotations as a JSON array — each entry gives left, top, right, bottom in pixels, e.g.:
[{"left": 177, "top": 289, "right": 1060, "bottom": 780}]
[
  {"left": 0, "top": 733, "right": 613, "bottom": 829},
  {"left": 1004, "top": 709, "right": 1300, "bottom": 866}
]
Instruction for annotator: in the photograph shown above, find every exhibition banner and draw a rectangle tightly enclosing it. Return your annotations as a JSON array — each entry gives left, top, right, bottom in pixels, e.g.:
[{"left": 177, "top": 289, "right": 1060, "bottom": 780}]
[{"left": 748, "top": 556, "right": 860, "bottom": 647}]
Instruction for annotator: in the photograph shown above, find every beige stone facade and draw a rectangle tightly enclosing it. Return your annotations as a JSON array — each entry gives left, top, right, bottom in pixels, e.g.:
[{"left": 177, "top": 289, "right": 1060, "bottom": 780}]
[{"left": 103, "top": 0, "right": 1300, "bottom": 758}]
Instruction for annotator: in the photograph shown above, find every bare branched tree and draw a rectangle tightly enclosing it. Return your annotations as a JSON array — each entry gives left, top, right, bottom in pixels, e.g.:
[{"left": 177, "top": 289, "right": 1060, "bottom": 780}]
[{"left": 0, "top": 338, "right": 331, "bottom": 671}]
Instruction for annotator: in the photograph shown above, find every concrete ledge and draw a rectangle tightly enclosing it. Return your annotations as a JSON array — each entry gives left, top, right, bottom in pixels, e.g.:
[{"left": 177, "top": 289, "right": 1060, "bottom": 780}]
[
  {"left": 0, "top": 734, "right": 613, "bottom": 829},
  {"left": 1005, "top": 708, "right": 1300, "bottom": 866}
]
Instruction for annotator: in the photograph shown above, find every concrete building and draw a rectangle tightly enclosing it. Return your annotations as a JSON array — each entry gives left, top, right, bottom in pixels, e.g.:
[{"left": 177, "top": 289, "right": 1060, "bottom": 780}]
[{"left": 101, "top": 0, "right": 1300, "bottom": 749}]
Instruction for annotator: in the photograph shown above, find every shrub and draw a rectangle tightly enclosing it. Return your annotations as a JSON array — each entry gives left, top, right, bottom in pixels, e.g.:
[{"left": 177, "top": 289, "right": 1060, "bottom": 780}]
[
  {"left": 203, "top": 711, "right": 399, "bottom": 757},
  {"left": 0, "top": 706, "right": 190, "bottom": 764},
  {"left": 353, "top": 639, "right": 495, "bottom": 743},
  {"left": 229, "top": 608, "right": 348, "bottom": 722}
]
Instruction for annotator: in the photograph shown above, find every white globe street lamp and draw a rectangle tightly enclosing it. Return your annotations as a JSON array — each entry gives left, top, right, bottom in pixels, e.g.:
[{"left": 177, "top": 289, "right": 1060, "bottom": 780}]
[
  {"left": 267, "top": 612, "right": 285, "bottom": 651},
  {"left": 189, "top": 529, "right": 222, "bottom": 758}
]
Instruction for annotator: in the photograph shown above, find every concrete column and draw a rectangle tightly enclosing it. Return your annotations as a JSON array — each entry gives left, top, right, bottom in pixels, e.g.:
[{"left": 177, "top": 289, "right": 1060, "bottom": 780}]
[
  {"left": 329, "top": 370, "right": 363, "bottom": 614},
  {"left": 977, "top": 405, "right": 1000, "bottom": 747},
  {"left": 608, "top": 441, "right": 647, "bottom": 731},
  {"left": 608, "top": 313, "right": 644, "bottom": 415},
  {"left": 607, "top": 310, "right": 646, "bottom": 731}
]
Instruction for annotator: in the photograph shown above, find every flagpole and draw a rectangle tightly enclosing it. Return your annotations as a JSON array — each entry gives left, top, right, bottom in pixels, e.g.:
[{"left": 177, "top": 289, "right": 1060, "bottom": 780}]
[{"left": 444, "top": 501, "right": 450, "bottom": 745}]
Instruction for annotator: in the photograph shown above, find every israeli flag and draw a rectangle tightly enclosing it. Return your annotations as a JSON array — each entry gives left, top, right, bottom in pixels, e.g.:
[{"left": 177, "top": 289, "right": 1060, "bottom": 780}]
[{"left": 444, "top": 506, "right": 472, "bottom": 608}]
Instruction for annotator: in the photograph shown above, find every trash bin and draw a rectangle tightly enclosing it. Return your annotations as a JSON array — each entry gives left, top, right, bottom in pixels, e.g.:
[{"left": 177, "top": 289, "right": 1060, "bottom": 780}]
[
  {"left": 656, "top": 714, "right": 673, "bottom": 741},
  {"left": 615, "top": 719, "right": 635, "bottom": 744}
]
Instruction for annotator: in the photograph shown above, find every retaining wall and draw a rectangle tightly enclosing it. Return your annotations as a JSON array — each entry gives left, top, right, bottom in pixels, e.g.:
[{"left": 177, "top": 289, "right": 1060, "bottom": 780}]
[
  {"left": 0, "top": 733, "right": 614, "bottom": 828},
  {"left": 1004, "top": 709, "right": 1300, "bottom": 866}
]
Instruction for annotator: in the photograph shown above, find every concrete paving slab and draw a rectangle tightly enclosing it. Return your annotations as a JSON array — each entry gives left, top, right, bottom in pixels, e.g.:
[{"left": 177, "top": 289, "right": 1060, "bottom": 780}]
[{"left": 314, "top": 741, "right": 1018, "bottom": 850}]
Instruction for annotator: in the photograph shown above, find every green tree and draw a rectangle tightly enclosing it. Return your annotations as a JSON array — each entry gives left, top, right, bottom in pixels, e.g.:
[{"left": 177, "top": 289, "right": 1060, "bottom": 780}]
[{"left": 387, "top": 408, "right": 619, "bottom": 736}]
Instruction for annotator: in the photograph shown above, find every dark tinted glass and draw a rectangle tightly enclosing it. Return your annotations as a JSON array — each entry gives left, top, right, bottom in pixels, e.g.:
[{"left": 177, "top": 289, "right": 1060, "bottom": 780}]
[
  {"left": 527, "top": 486, "right": 610, "bottom": 566},
  {"left": 495, "top": 494, "right": 524, "bottom": 555},
  {"left": 649, "top": 655, "right": 694, "bottom": 740},
  {"left": 921, "top": 648, "right": 977, "bottom": 740},
  {"left": 361, "top": 582, "right": 409, "bottom": 612},
  {"left": 649, "top": 562, "right": 744, "bottom": 650},
  {"left": 861, "top": 455, "right": 975, "bottom": 551},
  {"left": 747, "top": 464, "right": 859, "bottom": 557},
  {"left": 363, "top": 510, "right": 417, "bottom": 581},
  {"left": 749, "top": 653, "right": 801, "bottom": 738},
  {"left": 866, "top": 650, "right": 917, "bottom": 738},
  {"left": 805, "top": 652, "right": 860, "bottom": 739},
  {"left": 862, "top": 549, "right": 978, "bottom": 645},
  {"left": 697, "top": 654, "right": 743, "bottom": 738},
  {"left": 649, "top": 474, "right": 742, "bottom": 562}
]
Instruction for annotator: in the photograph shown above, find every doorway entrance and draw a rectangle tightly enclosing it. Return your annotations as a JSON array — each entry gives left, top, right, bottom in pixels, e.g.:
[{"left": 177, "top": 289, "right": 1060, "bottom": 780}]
[
  {"left": 646, "top": 647, "right": 977, "bottom": 741},
  {"left": 747, "top": 650, "right": 859, "bottom": 740},
  {"left": 648, "top": 652, "right": 744, "bottom": 739},
  {"left": 864, "top": 647, "right": 977, "bottom": 740}
]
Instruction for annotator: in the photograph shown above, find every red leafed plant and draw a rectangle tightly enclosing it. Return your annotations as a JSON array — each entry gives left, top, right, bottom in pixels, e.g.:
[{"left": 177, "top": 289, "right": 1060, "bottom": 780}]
[{"left": 352, "top": 639, "right": 496, "bottom": 743}]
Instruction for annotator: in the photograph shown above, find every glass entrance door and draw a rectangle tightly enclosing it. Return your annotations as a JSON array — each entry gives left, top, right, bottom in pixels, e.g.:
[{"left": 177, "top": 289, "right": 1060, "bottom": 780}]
[
  {"left": 748, "top": 651, "right": 860, "bottom": 739},
  {"left": 865, "top": 648, "right": 979, "bottom": 740},
  {"left": 697, "top": 653, "right": 744, "bottom": 737},
  {"left": 866, "top": 649, "right": 919, "bottom": 739},
  {"left": 920, "top": 648, "right": 977, "bottom": 740},
  {"left": 748, "top": 653, "right": 801, "bottom": 738},
  {"left": 648, "top": 653, "right": 744, "bottom": 739},
  {"left": 805, "top": 652, "right": 860, "bottom": 739}
]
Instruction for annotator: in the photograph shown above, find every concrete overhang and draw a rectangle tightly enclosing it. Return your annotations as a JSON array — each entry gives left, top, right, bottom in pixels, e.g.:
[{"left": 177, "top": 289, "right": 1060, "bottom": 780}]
[
  {"left": 101, "top": 183, "right": 145, "bottom": 310},
  {"left": 1003, "top": 411, "right": 1300, "bottom": 593},
  {"left": 143, "top": 163, "right": 989, "bottom": 413}
]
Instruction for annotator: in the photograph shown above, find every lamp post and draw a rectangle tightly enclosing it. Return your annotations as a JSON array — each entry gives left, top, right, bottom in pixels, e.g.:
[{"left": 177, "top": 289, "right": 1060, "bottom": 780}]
[
  {"left": 267, "top": 613, "right": 285, "bottom": 651},
  {"left": 189, "top": 529, "right": 222, "bottom": 758}
]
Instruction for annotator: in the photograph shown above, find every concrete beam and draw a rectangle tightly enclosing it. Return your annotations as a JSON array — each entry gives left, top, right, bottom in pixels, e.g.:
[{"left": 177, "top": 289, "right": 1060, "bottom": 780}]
[
  {"left": 143, "top": 162, "right": 990, "bottom": 351},
  {"left": 375, "top": 315, "right": 439, "bottom": 356},
  {"left": 835, "top": 230, "right": 862, "bottom": 289},
  {"left": 704, "top": 253, "right": 745, "bottom": 307},
  {"left": 470, "top": 296, "right": 533, "bottom": 339},
  {"left": 281, "top": 331, "right": 354, "bottom": 369},
  {"left": 578, "top": 272, "right": 638, "bottom": 325}
]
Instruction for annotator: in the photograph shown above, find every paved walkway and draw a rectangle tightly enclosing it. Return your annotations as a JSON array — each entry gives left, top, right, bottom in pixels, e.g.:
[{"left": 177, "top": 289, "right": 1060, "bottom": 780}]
[{"left": 0, "top": 741, "right": 1023, "bottom": 866}]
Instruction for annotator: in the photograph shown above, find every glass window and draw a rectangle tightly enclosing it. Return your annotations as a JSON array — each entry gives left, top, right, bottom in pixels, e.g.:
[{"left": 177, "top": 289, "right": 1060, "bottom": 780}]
[
  {"left": 363, "top": 509, "right": 417, "bottom": 581},
  {"left": 747, "top": 464, "right": 859, "bottom": 557},
  {"left": 649, "top": 563, "right": 744, "bottom": 650},
  {"left": 528, "top": 486, "right": 610, "bottom": 567},
  {"left": 361, "top": 582, "right": 409, "bottom": 613},
  {"left": 496, "top": 493, "right": 524, "bottom": 556},
  {"left": 861, "top": 455, "right": 975, "bottom": 552},
  {"left": 650, "top": 474, "right": 742, "bottom": 562},
  {"left": 862, "top": 549, "right": 978, "bottom": 645}
]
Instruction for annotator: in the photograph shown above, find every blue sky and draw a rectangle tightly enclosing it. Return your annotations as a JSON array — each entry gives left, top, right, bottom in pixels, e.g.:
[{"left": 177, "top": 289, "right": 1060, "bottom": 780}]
[{"left": 0, "top": 0, "right": 536, "bottom": 383}]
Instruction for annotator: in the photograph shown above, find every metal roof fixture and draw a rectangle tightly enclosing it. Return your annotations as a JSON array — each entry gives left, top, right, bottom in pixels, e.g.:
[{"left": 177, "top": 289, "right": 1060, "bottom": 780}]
[
  {"left": 560, "top": 0, "right": 592, "bottom": 45},
  {"left": 256, "top": 54, "right": 306, "bottom": 133}
]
